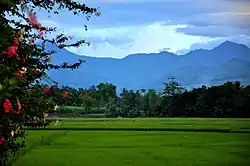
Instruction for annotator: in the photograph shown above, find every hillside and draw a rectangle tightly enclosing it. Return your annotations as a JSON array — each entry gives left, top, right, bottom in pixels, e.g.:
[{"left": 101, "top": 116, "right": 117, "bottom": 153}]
[{"left": 47, "top": 41, "right": 250, "bottom": 90}]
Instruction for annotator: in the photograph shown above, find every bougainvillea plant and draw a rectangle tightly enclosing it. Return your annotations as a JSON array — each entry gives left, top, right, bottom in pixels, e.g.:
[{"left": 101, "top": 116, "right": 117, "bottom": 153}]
[{"left": 0, "top": 0, "right": 100, "bottom": 165}]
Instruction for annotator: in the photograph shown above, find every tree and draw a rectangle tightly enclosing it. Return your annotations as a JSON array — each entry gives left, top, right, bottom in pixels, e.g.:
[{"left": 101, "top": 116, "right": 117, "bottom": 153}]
[
  {"left": 96, "top": 83, "right": 117, "bottom": 105},
  {"left": 0, "top": 0, "right": 100, "bottom": 164},
  {"left": 163, "top": 76, "right": 185, "bottom": 96}
]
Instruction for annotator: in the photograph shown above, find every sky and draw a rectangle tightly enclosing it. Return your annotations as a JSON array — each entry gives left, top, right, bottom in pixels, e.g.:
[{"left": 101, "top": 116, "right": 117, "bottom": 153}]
[{"left": 34, "top": 0, "right": 250, "bottom": 58}]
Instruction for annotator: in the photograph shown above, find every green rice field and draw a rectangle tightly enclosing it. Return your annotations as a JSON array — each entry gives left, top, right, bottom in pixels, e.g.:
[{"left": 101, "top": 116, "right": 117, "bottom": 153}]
[{"left": 13, "top": 118, "right": 250, "bottom": 166}]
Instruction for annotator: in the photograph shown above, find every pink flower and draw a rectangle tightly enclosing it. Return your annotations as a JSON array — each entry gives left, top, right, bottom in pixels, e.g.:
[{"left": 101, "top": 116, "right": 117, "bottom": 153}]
[
  {"left": 28, "top": 12, "right": 38, "bottom": 27},
  {"left": 38, "top": 30, "right": 43, "bottom": 38},
  {"left": 87, "top": 42, "right": 91, "bottom": 47},
  {"left": 37, "top": 23, "right": 42, "bottom": 30},
  {"left": 17, "top": 99, "right": 22, "bottom": 113}
]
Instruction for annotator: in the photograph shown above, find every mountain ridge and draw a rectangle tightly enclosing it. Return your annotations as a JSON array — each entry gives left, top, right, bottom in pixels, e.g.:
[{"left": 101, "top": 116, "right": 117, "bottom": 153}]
[{"left": 47, "top": 41, "right": 250, "bottom": 90}]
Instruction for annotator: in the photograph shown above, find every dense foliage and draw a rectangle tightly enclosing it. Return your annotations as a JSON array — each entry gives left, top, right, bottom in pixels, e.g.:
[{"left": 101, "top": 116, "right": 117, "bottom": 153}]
[
  {"left": 47, "top": 79, "right": 250, "bottom": 118},
  {"left": 0, "top": 0, "right": 99, "bottom": 165}
]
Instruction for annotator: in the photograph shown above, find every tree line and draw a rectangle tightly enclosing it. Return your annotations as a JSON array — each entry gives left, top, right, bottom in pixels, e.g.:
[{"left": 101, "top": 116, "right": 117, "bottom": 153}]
[{"left": 45, "top": 77, "right": 250, "bottom": 118}]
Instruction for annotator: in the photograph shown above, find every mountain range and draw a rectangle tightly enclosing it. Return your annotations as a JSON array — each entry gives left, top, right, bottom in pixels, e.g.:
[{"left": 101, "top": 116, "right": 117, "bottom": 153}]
[{"left": 47, "top": 41, "right": 250, "bottom": 91}]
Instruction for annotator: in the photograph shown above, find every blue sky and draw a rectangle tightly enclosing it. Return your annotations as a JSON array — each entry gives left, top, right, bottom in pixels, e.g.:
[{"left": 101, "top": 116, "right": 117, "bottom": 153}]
[{"left": 35, "top": 0, "right": 250, "bottom": 58}]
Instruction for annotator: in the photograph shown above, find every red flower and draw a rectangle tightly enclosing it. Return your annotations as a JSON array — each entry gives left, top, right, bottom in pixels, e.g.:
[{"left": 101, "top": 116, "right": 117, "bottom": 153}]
[
  {"left": 0, "top": 138, "right": 5, "bottom": 145},
  {"left": 44, "top": 86, "right": 50, "bottom": 93},
  {"left": 2, "top": 99, "right": 13, "bottom": 113},
  {"left": 7, "top": 46, "right": 17, "bottom": 57},
  {"left": 12, "top": 38, "right": 19, "bottom": 46},
  {"left": 62, "top": 91, "right": 69, "bottom": 97},
  {"left": 15, "top": 72, "right": 23, "bottom": 78},
  {"left": 28, "top": 12, "right": 38, "bottom": 27}
]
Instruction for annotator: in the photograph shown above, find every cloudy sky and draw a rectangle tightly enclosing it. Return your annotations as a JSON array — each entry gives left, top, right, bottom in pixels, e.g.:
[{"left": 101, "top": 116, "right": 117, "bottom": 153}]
[{"left": 36, "top": 0, "right": 250, "bottom": 58}]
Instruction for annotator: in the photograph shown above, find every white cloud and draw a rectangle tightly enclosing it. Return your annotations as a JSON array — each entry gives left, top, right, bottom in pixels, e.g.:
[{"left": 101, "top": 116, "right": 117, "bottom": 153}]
[
  {"left": 65, "top": 22, "right": 212, "bottom": 58},
  {"left": 6, "top": 0, "right": 248, "bottom": 59}
]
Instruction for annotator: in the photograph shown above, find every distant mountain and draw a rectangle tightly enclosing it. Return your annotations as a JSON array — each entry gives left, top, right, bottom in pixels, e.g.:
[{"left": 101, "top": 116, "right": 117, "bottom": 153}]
[{"left": 47, "top": 41, "right": 250, "bottom": 91}]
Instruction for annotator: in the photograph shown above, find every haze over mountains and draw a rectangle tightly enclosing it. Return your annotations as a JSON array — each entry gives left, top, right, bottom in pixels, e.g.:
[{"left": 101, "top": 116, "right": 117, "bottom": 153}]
[{"left": 47, "top": 41, "right": 250, "bottom": 91}]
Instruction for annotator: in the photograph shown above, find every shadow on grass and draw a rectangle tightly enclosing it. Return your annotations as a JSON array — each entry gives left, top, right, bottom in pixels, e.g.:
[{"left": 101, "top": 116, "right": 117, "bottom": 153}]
[{"left": 25, "top": 127, "right": 250, "bottom": 134}]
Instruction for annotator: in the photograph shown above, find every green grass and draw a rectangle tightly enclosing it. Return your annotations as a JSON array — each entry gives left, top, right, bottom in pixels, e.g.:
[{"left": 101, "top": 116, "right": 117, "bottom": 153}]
[
  {"left": 14, "top": 118, "right": 250, "bottom": 166},
  {"left": 43, "top": 118, "right": 250, "bottom": 133},
  {"left": 25, "top": 131, "right": 67, "bottom": 146},
  {"left": 14, "top": 131, "right": 250, "bottom": 166},
  {"left": 56, "top": 106, "right": 105, "bottom": 114}
]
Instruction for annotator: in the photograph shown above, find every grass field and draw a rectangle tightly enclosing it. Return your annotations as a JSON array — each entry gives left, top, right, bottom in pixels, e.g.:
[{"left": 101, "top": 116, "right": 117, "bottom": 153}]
[
  {"left": 56, "top": 106, "right": 105, "bottom": 114},
  {"left": 13, "top": 118, "right": 250, "bottom": 166}
]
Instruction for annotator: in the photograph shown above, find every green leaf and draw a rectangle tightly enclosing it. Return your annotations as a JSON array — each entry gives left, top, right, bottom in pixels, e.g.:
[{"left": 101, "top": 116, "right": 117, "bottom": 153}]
[
  {"left": 9, "top": 77, "right": 18, "bottom": 85},
  {"left": 7, "top": 85, "right": 16, "bottom": 91},
  {"left": 0, "top": 91, "right": 11, "bottom": 99},
  {"left": 0, "top": 0, "right": 16, "bottom": 6},
  {"left": 5, "top": 92, "right": 12, "bottom": 97},
  {"left": 0, "top": 83, "right": 3, "bottom": 91}
]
